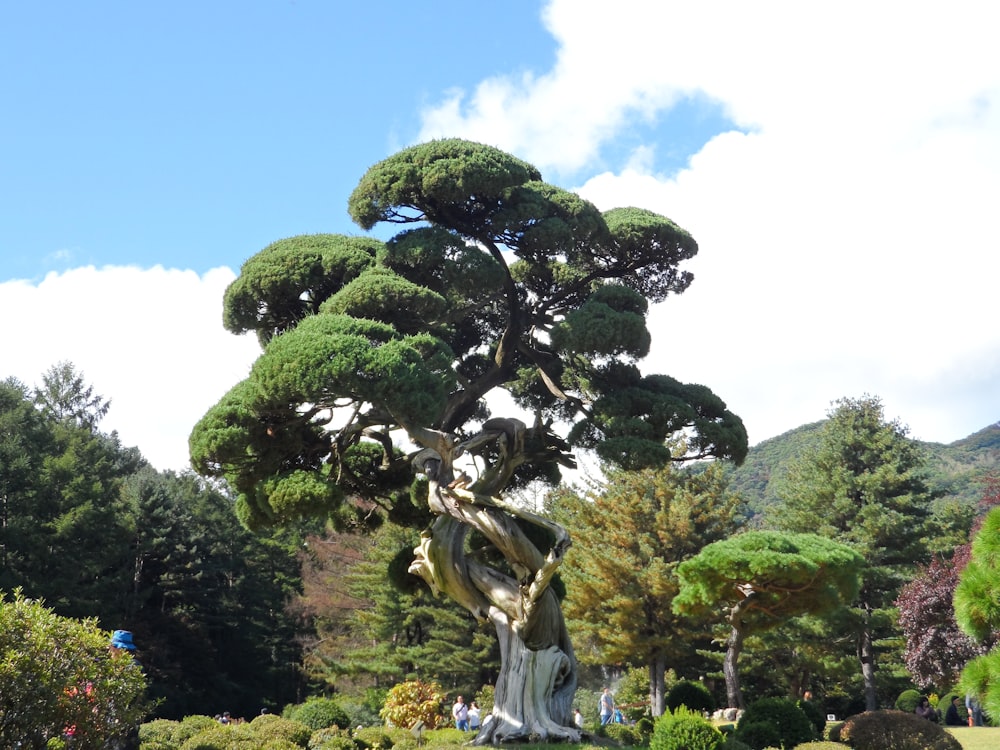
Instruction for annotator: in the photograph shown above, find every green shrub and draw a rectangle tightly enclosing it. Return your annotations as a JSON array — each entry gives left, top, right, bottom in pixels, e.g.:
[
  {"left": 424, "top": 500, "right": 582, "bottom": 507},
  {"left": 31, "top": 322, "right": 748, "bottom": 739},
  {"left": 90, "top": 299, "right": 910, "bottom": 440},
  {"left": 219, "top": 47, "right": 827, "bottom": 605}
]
[
  {"left": 423, "top": 727, "right": 466, "bottom": 746},
  {"left": 286, "top": 696, "right": 351, "bottom": 730},
  {"left": 734, "top": 720, "right": 781, "bottom": 750},
  {"left": 0, "top": 591, "right": 151, "bottom": 749},
  {"left": 895, "top": 689, "right": 923, "bottom": 714},
  {"left": 719, "top": 735, "right": 753, "bottom": 750},
  {"left": 837, "top": 709, "right": 961, "bottom": 750},
  {"left": 736, "top": 697, "right": 815, "bottom": 749},
  {"left": 636, "top": 715, "right": 655, "bottom": 737},
  {"left": 141, "top": 718, "right": 183, "bottom": 745},
  {"left": 250, "top": 713, "right": 312, "bottom": 746},
  {"left": 798, "top": 698, "right": 825, "bottom": 736},
  {"left": 792, "top": 743, "right": 850, "bottom": 750},
  {"left": 380, "top": 679, "right": 446, "bottom": 729},
  {"left": 309, "top": 727, "right": 358, "bottom": 750},
  {"left": 352, "top": 726, "right": 393, "bottom": 749},
  {"left": 604, "top": 721, "right": 643, "bottom": 745},
  {"left": 651, "top": 706, "right": 724, "bottom": 750},
  {"left": 175, "top": 715, "right": 222, "bottom": 743},
  {"left": 666, "top": 679, "right": 716, "bottom": 713},
  {"left": 181, "top": 723, "right": 258, "bottom": 750}
]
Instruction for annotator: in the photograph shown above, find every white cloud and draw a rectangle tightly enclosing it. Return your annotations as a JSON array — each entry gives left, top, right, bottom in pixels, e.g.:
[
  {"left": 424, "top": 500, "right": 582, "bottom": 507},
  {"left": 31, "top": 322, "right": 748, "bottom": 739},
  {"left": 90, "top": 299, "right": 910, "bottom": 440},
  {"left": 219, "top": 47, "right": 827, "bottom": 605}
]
[
  {"left": 418, "top": 0, "right": 1000, "bottom": 445},
  {"left": 0, "top": 266, "right": 260, "bottom": 472}
]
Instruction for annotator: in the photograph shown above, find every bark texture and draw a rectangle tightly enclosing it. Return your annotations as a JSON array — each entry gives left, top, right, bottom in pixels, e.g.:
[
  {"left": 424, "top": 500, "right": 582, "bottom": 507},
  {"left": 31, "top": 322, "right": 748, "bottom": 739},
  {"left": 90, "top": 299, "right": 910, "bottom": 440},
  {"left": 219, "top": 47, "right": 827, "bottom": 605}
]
[{"left": 407, "top": 430, "right": 581, "bottom": 744}]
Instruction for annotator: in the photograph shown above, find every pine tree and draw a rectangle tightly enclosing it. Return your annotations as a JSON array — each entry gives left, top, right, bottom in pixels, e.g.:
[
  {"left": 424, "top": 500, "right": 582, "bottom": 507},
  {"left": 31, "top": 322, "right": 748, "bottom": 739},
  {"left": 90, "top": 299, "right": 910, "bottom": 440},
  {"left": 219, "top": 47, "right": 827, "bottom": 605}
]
[
  {"left": 554, "top": 462, "right": 744, "bottom": 715},
  {"left": 770, "top": 395, "right": 933, "bottom": 710}
]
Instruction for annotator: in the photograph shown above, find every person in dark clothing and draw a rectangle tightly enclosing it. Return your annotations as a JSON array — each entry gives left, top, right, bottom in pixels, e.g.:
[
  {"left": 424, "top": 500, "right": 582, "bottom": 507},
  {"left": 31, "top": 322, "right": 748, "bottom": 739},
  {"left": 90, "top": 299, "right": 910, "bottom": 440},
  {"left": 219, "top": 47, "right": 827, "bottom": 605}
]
[
  {"left": 915, "top": 697, "right": 938, "bottom": 721},
  {"left": 944, "top": 695, "right": 964, "bottom": 726}
]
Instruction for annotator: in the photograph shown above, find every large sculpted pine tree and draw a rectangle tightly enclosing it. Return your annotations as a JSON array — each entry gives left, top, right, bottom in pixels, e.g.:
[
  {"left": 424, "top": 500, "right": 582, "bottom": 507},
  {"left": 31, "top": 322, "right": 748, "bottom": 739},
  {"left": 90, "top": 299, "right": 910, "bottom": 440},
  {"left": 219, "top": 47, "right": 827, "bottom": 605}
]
[{"left": 189, "top": 139, "right": 747, "bottom": 743}]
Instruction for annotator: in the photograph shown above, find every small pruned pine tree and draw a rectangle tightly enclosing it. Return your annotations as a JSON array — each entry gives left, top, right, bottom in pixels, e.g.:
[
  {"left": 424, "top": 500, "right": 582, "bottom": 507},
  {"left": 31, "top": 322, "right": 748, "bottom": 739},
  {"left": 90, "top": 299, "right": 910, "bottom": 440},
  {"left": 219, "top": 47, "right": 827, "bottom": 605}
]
[{"left": 674, "top": 531, "right": 862, "bottom": 709}]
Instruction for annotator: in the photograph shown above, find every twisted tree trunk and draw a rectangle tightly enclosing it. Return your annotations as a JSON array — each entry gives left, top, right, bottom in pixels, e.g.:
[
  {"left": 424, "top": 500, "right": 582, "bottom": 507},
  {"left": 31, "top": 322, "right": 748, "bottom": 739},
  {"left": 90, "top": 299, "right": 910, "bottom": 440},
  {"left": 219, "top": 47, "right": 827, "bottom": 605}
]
[{"left": 408, "top": 462, "right": 581, "bottom": 744}]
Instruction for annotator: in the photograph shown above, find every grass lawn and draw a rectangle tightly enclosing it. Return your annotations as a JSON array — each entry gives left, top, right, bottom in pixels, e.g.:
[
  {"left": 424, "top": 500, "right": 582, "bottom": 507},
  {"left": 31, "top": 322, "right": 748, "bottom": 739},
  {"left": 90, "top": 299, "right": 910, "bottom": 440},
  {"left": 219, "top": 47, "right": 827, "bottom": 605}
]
[{"left": 947, "top": 726, "right": 1000, "bottom": 750}]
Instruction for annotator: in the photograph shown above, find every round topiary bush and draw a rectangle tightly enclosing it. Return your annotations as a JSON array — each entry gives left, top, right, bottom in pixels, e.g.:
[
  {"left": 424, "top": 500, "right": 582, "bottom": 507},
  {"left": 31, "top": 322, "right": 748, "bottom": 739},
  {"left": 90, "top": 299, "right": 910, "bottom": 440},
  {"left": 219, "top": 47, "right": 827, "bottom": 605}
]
[
  {"left": 666, "top": 679, "right": 716, "bottom": 713},
  {"left": 837, "top": 710, "right": 961, "bottom": 750},
  {"left": 894, "top": 689, "right": 922, "bottom": 714},
  {"left": 734, "top": 720, "right": 781, "bottom": 750},
  {"left": 736, "top": 698, "right": 815, "bottom": 750},
  {"left": 651, "top": 706, "right": 725, "bottom": 750},
  {"left": 250, "top": 713, "right": 312, "bottom": 746},
  {"left": 140, "top": 718, "right": 182, "bottom": 746},
  {"left": 286, "top": 696, "right": 351, "bottom": 730},
  {"left": 353, "top": 726, "right": 394, "bottom": 749}
]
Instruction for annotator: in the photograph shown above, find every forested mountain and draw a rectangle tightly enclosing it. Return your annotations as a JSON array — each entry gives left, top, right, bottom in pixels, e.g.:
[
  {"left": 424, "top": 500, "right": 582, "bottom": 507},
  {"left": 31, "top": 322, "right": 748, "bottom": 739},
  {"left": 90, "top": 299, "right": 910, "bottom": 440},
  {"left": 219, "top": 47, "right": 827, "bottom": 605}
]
[{"left": 725, "top": 420, "right": 1000, "bottom": 516}]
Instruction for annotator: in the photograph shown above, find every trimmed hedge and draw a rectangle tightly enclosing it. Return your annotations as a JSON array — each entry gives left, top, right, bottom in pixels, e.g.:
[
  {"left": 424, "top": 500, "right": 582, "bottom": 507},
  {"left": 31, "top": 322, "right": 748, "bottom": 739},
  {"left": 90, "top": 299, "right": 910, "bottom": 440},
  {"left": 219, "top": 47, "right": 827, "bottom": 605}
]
[
  {"left": 666, "top": 680, "right": 716, "bottom": 713},
  {"left": 736, "top": 698, "right": 815, "bottom": 750},
  {"left": 651, "top": 706, "right": 724, "bottom": 750},
  {"left": 834, "top": 709, "right": 961, "bottom": 750}
]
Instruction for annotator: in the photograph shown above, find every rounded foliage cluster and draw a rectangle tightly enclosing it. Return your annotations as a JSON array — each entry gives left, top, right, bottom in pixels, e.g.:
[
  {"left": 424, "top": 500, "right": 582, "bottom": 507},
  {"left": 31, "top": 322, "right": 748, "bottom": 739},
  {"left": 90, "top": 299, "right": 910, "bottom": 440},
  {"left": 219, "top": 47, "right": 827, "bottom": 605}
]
[
  {"left": 651, "top": 706, "right": 724, "bottom": 750},
  {"left": 836, "top": 710, "right": 961, "bottom": 750},
  {"left": 666, "top": 679, "right": 716, "bottom": 713},
  {"left": 380, "top": 679, "right": 446, "bottom": 729},
  {"left": 736, "top": 698, "right": 815, "bottom": 750},
  {"left": 249, "top": 713, "right": 312, "bottom": 745},
  {"left": 895, "top": 689, "right": 923, "bottom": 714},
  {"left": 310, "top": 726, "right": 358, "bottom": 750},
  {"left": 734, "top": 720, "right": 781, "bottom": 750},
  {"left": 352, "top": 726, "right": 394, "bottom": 750},
  {"left": 284, "top": 696, "right": 350, "bottom": 730}
]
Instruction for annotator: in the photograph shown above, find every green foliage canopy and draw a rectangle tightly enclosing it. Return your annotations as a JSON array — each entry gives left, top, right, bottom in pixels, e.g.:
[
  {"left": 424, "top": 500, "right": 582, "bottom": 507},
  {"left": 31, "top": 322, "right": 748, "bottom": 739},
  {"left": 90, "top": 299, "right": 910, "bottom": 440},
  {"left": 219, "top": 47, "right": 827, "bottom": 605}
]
[
  {"left": 190, "top": 139, "right": 747, "bottom": 531},
  {"left": 674, "top": 531, "right": 863, "bottom": 630}
]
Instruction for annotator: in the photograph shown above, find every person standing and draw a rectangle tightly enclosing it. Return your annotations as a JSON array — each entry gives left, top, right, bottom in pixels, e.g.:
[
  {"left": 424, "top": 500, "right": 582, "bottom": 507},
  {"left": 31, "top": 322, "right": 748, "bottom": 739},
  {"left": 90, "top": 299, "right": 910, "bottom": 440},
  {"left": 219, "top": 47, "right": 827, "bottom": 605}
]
[
  {"left": 944, "top": 695, "right": 964, "bottom": 726},
  {"left": 574, "top": 707, "right": 585, "bottom": 729},
  {"left": 966, "top": 693, "right": 984, "bottom": 726},
  {"left": 453, "top": 695, "right": 469, "bottom": 731},
  {"left": 599, "top": 687, "right": 615, "bottom": 726},
  {"left": 108, "top": 630, "right": 141, "bottom": 750},
  {"left": 468, "top": 701, "right": 481, "bottom": 731}
]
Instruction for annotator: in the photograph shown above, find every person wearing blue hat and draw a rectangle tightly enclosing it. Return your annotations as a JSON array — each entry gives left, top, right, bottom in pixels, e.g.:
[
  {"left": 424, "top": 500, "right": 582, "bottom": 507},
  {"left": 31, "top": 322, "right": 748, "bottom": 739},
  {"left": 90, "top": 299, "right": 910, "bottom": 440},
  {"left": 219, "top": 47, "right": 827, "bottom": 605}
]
[
  {"left": 110, "top": 630, "right": 137, "bottom": 652},
  {"left": 108, "top": 630, "right": 142, "bottom": 749}
]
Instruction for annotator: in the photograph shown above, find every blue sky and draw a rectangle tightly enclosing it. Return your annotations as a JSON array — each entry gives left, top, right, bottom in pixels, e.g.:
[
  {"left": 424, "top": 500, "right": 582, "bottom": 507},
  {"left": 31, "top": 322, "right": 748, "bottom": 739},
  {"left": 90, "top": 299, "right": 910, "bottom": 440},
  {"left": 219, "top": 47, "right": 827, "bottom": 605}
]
[{"left": 2, "top": 1, "right": 998, "bottom": 472}]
